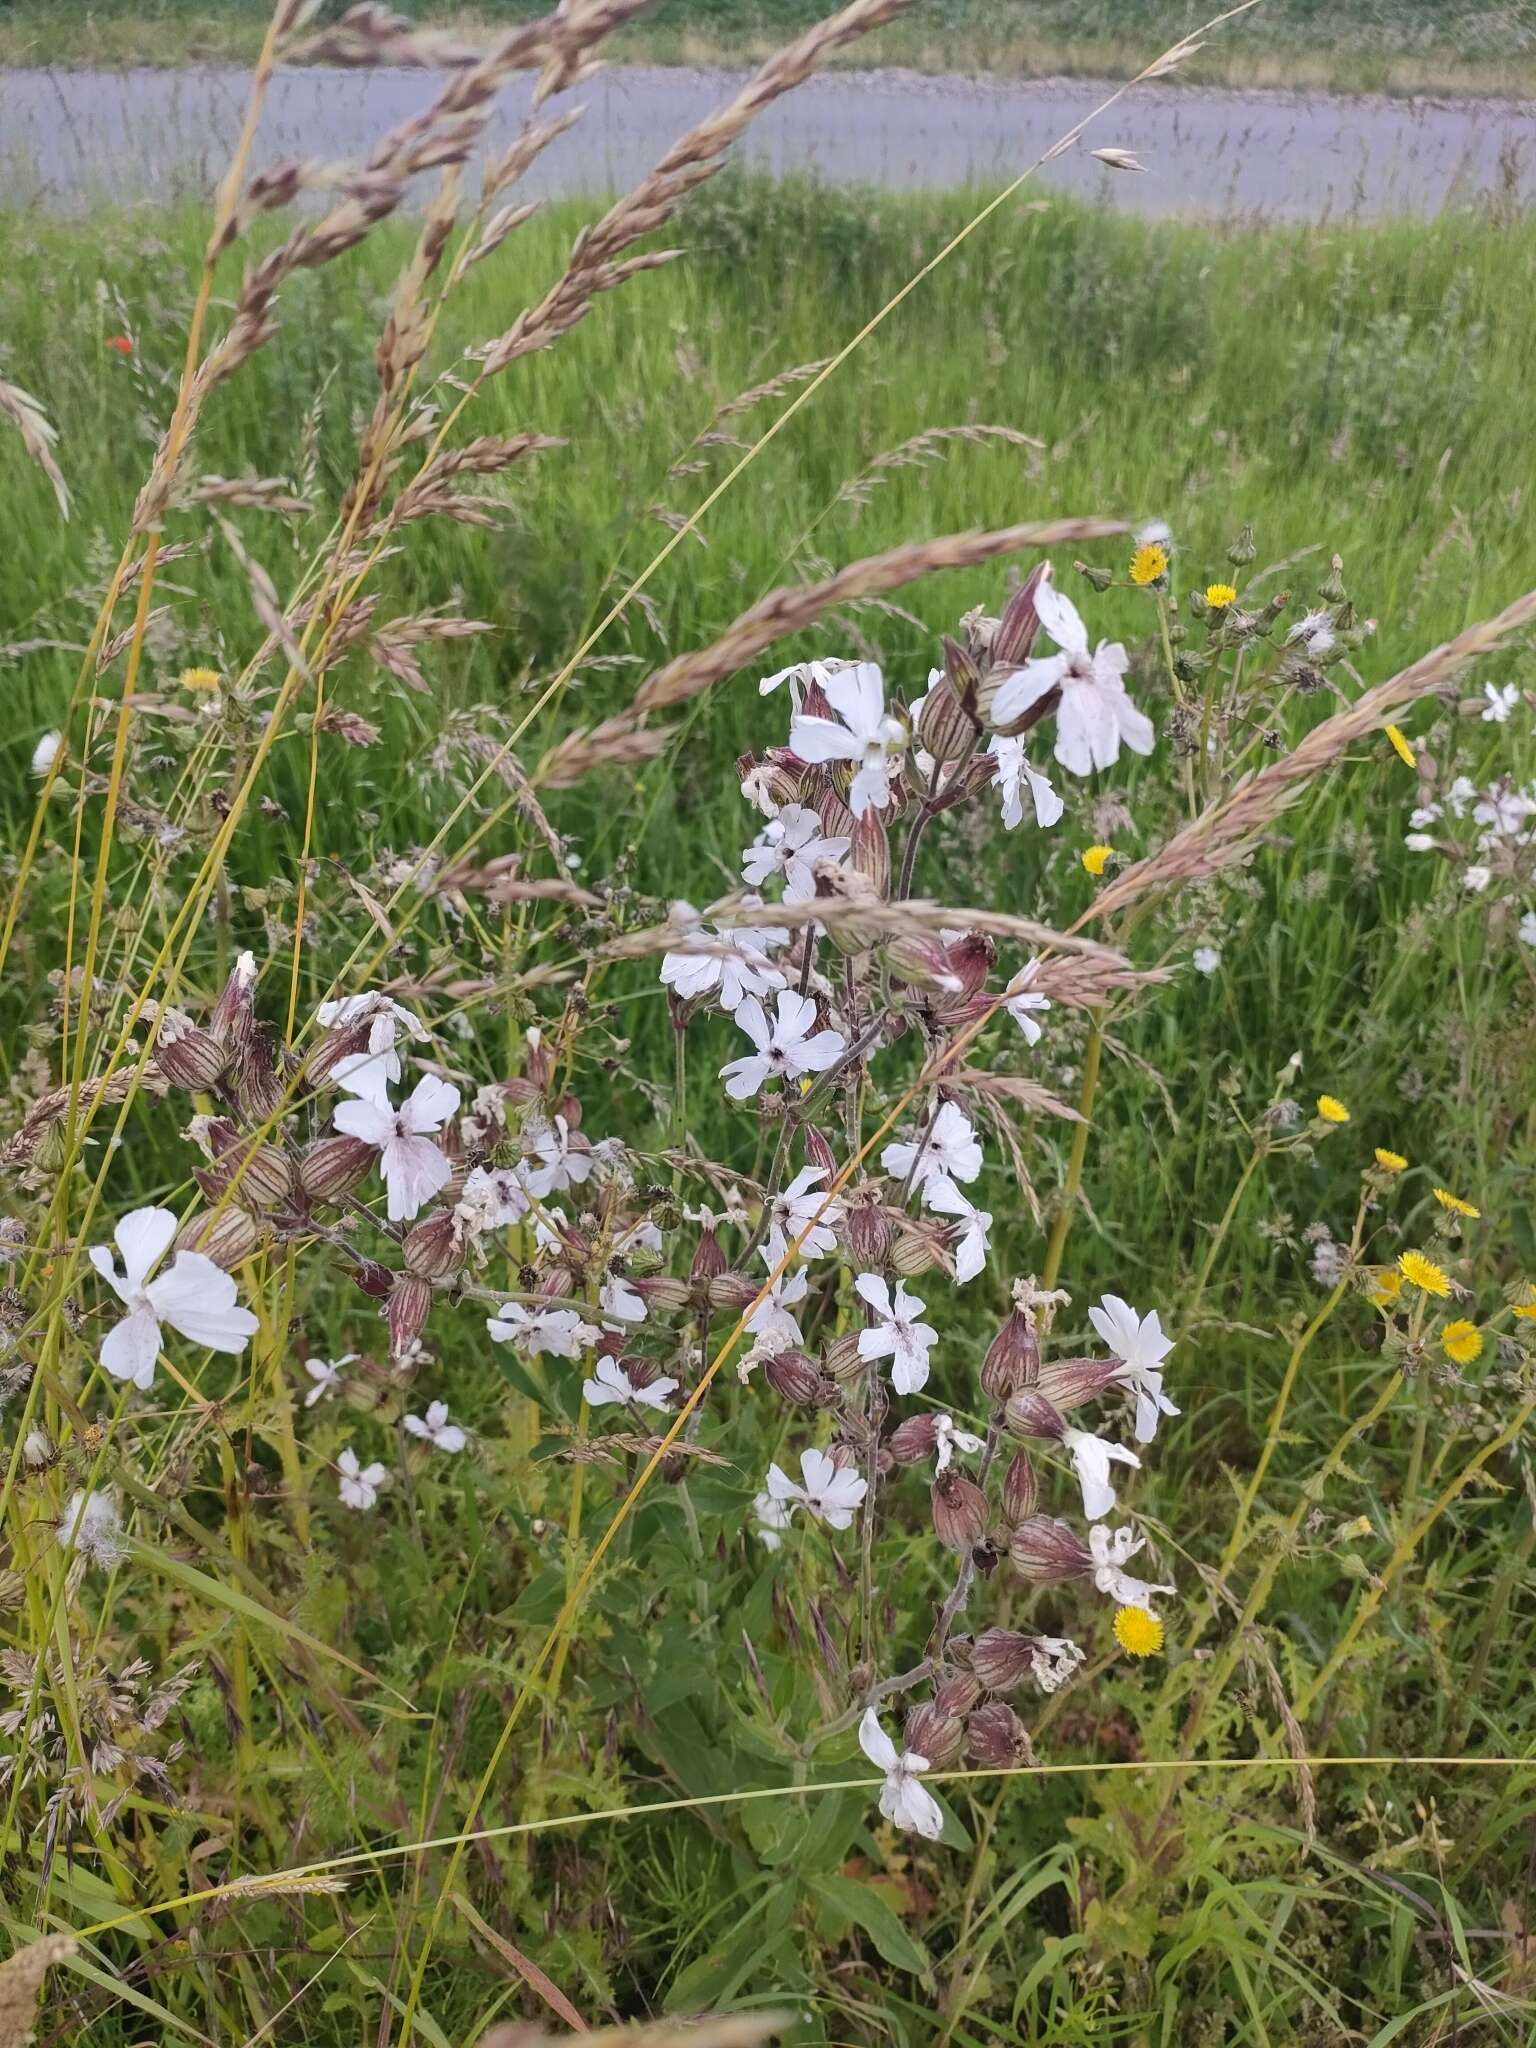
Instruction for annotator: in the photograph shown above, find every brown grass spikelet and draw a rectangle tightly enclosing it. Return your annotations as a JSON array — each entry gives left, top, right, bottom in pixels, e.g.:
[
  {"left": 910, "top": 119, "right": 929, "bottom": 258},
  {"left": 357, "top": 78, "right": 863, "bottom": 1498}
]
[
  {"left": 0, "top": 380, "right": 69, "bottom": 521},
  {"left": 0, "top": 1935, "right": 77, "bottom": 2048}
]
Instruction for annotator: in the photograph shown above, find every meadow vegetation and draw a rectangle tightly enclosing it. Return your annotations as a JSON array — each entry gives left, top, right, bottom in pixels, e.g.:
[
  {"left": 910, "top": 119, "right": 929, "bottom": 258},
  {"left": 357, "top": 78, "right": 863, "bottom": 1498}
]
[{"left": 1, "top": 3, "right": 1535, "bottom": 2042}]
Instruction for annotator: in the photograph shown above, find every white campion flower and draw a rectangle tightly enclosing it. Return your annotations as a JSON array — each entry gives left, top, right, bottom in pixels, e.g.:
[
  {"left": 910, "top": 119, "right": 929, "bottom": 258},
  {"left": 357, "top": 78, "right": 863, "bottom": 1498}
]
[
  {"left": 881, "top": 1100, "right": 982, "bottom": 1192},
  {"left": 855, "top": 1273, "right": 938, "bottom": 1395},
  {"left": 486, "top": 1303, "right": 600, "bottom": 1358},
  {"left": 765, "top": 1446, "right": 867, "bottom": 1530},
  {"left": 1087, "top": 1293, "right": 1179, "bottom": 1444},
  {"left": 759, "top": 657, "right": 829, "bottom": 706},
  {"left": 521, "top": 1113, "right": 592, "bottom": 1198},
  {"left": 988, "top": 733, "right": 1064, "bottom": 831},
  {"left": 1089, "top": 1523, "right": 1175, "bottom": 1611},
  {"left": 858, "top": 1708, "right": 944, "bottom": 1840},
  {"left": 1062, "top": 1426, "right": 1141, "bottom": 1521},
  {"left": 788, "top": 662, "right": 908, "bottom": 816},
  {"left": 1482, "top": 682, "right": 1521, "bottom": 723},
  {"left": 1030, "top": 1637, "right": 1087, "bottom": 1694},
  {"left": 989, "top": 582, "right": 1154, "bottom": 777},
  {"left": 404, "top": 1399, "right": 467, "bottom": 1452},
  {"left": 932, "top": 1412, "right": 985, "bottom": 1473},
  {"left": 57, "top": 1489, "right": 126, "bottom": 1569},
  {"left": 767, "top": 1164, "right": 846, "bottom": 1260},
  {"left": 660, "top": 899, "right": 789, "bottom": 1011},
  {"left": 337, "top": 1447, "right": 388, "bottom": 1511},
  {"left": 752, "top": 1489, "right": 793, "bottom": 1550},
  {"left": 333, "top": 1070, "right": 460, "bottom": 1222},
  {"left": 583, "top": 1355, "right": 679, "bottom": 1410},
  {"left": 1520, "top": 910, "right": 1536, "bottom": 946},
  {"left": 747, "top": 1233, "right": 810, "bottom": 1348},
  {"left": 741, "top": 804, "right": 850, "bottom": 902},
  {"left": 720, "top": 989, "right": 846, "bottom": 1101},
  {"left": 1403, "top": 833, "right": 1436, "bottom": 854},
  {"left": 303, "top": 1353, "right": 355, "bottom": 1407},
  {"left": 90, "top": 1206, "right": 260, "bottom": 1389},
  {"left": 455, "top": 1164, "right": 531, "bottom": 1234},
  {"left": 1463, "top": 864, "right": 1492, "bottom": 893},
  {"left": 924, "top": 1175, "right": 992, "bottom": 1285},
  {"left": 599, "top": 1275, "right": 647, "bottom": 1325},
  {"left": 1191, "top": 945, "right": 1222, "bottom": 976},
  {"left": 1003, "top": 961, "right": 1052, "bottom": 1047},
  {"left": 1473, "top": 786, "right": 1535, "bottom": 836},
  {"left": 1446, "top": 775, "right": 1478, "bottom": 817},
  {"left": 316, "top": 990, "right": 428, "bottom": 1088},
  {"left": 30, "top": 730, "right": 62, "bottom": 779}
]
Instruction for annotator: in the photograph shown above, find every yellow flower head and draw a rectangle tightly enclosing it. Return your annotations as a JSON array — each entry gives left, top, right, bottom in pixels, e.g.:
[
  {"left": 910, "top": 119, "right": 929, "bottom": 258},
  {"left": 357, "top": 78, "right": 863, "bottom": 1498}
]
[
  {"left": 1514, "top": 1301, "right": 1536, "bottom": 1321},
  {"left": 1316, "top": 1094, "right": 1350, "bottom": 1125},
  {"left": 1205, "top": 582, "right": 1238, "bottom": 609},
  {"left": 1398, "top": 1250, "right": 1451, "bottom": 1298},
  {"left": 1113, "top": 1605, "right": 1164, "bottom": 1658},
  {"left": 1373, "top": 1148, "right": 1407, "bottom": 1173},
  {"left": 1129, "top": 542, "right": 1169, "bottom": 587},
  {"left": 1441, "top": 1319, "right": 1483, "bottom": 1366},
  {"left": 179, "top": 665, "right": 221, "bottom": 692},
  {"left": 1081, "top": 844, "right": 1114, "bottom": 878},
  {"left": 1385, "top": 723, "right": 1416, "bottom": 768},
  {"left": 1371, "top": 1267, "right": 1403, "bottom": 1307},
  {"left": 1433, "top": 1187, "right": 1480, "bottom": 1219}
]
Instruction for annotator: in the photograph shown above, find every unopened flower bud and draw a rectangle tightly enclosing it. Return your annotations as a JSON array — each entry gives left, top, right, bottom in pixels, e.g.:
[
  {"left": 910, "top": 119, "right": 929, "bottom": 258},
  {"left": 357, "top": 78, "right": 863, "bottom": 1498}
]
[
  {"left": 814, "top": 862, "right": 886, "bottom": 954},
  {"left": 300, "top": 1134, "right": 375, "bottom": 1202},
  {"left": 888, "top": 1412, "right": 939, "bottom": 1465},
  {"left": 932, "top": 1471, "right": 988, "bottom": 1554},
  {"left": 152, "top": 1013, "right": 229, "bottom": 1091},
  {"left": 1318, "top": 555, "right": 1347, "bottom": 604},
  {"left": 885, "top": 934, "right": 969, "bottom": 995},
  {"left": 689, "top": 1228, "right": 728, "bottom": 1287},
  {"left": 1009, "top": 1515, "right": 1092, "bottom": 1585},
  {"left": 967, "top": 1700, "right": 1034, "bottom": 1770},
  {"left": 386, "top": 1274, "right": 432, "bottom": 1360},
  {"left": 801, "top": 1126, "right": 837, "bottom": 1176},
  {"left": 403, "top": 1210, "right": 466, "bottom": 1283},
  {"left": 764, "top": 1350, "right": 825, "bottom": 1406},
  {"left": 1227, "top": 522, "right": 1257, "bottom": 566},
  {"left": 971, "top": 1628, "right": 1040, "bottom": 1692},
  {"left": 891, "top": 1218, "right": 944, "bottom": 1276},
  {"left": 849, "top": 805, "right": 890, "bottom": 898},
  {"left": 232, "top": 1042, "right": 288, "bottom": 1127},
  {"left": 903, "top": 1701, "right": 965, "bottom": 1769},
  {"left": 990, "top": 560, "right": 1051, "bottom": 669},
  {"left": 196, "top": 1136, "right": 296, "bottom": 1212},
  {"left": 1000, "top": 1447, "right": 1038, "bottom": 1524},
  {"left": 931, "top": 1667, "right": 982, "bottom": 1716},
  {"left": 846, "top": 1199, "right": 892, "bottom": 1268},
  {"left": 1073, "top": 558, "right": 1115, "bottom": 593},
  {"left": 917, "top": 665, "right": 976, "bottom": 764},
  {"left": 708, "top": 1270, "right": 758, "bottom": 1311},
  {"left": 1004, "top": 1388, "right": 1066, "bottom": 1441},
  {"left": 209, "top": 950, "right": 257, "bottom": 1050},
  {"left": 981, "top": 1309, "right": 1040, "bottom": 1399},
  {"left": 630, "top": 1273, "right": 687, "bottom": 1313},
  {"left": 823, "top": 1330, "right": 865, "bottom": 1386},
  {"left": 174, "top": 1206, "right": 262, "bottom": 1270},
  {"left": 1035, "top": 1355, "right": 1118, "bottom": 1410}
]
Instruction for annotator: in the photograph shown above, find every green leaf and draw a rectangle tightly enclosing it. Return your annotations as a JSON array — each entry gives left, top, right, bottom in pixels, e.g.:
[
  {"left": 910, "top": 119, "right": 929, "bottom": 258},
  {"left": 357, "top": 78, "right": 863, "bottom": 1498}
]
[{"left": 809, "top": 1872, "right": 930, "bottom": 1976}]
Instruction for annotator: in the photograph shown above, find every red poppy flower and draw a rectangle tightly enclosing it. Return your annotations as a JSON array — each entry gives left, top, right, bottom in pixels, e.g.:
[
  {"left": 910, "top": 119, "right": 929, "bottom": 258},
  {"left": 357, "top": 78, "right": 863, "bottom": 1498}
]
[{"left": 106, "top": 335, "right": 134, "bottom": 356}]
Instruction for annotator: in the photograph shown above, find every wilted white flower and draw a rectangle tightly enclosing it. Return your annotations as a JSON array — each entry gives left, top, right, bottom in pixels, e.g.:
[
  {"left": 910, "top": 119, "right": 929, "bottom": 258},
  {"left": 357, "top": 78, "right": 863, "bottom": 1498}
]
[
  {"left": 1481, "top": 682, "right": 1521, "bottom": 723},
  {"left": 1463, "top": 864, "right": 1492, "bottom": 893},
  {"left": 767, "top": 1164, "right": 846, "bottom": 1260},
  {"left": 988, "top": 734, "right": 1064, "bottom": 831},
  {"left": 858, "top": 1708, "right": 944, "bottom": 1840},
  {"left": 766, "top": 1446, "right": 867, "bottom": 1530},
  {"left": 337, "top": 1447, "right": 388, "bottom": 1511},
  {"left": 1191, "top": 945, "right": 1222, "bottom": 976},
  {"left": 456, "top": 1164, "right": 531, "bottom": 1234},
  {"left": 1088, "top": 1294, "right": 1179, "bottom": 1444},
  {"left": 741, "top": 804, "right": 850, "bottom": 902},
  {"left": 1062, "top": 1426, "right": 1140, "bottom": 1521},
  {"left": 303, "top": 1353, "right": 355, "bottom": 1407},
  {"left": 881, "top": 1101, "right": 982, "bottom": 1191},
  {"left": 932, "top": 1412, "right": 985, "bottom": 1472},
  {"left": 660, "top": 900, "right": 789, "bottom": 1011},
  {"left": 520, "top": 1113, "right": 592, "bottom": 1198},
  {"left": 486, "top": 1303, "right": 600, "bottom": 1358},
  {"left": 989, "top": 583, "right": 1154, "bottom": 777},
  {"left": 855, "top": 1272, "right": 938, "bottom": 1395},
  {"left": 90, "top": 1206, "right": 259, "bottom": 1389},
  {"left": 404, "top": 1399, "right": 466, "bottom": 1452},
  {"left": 1089, "top": 1522, "right": 1175, "bottom": 1610},
  {"left": 720, "top": 989, "right": 846, "bottom": 1101},
  {"left": 1030, "top": 1635, "right": 1087, "bottom": 1693},
  {"left": 583, "top": 1355, "right": 679, "bottom": 1410},
  {"left": 333, "top": 1071, "right": 460, "bottom": 1223},
  {"left": 316, "top": 990, "right": 428, "bottom": 1088},
  {"left": 924, "top": 1175, "right": 992, "bottom": 1284},
  {"left": 788, "top": 662, "right": 908, "bottom": 816},
  {"left": 57, "top": 1489, "right": 126, "bottom": 1569},
  {"left": 1002, "top": 961, "right": 1052, "bottom": 1046},
  {"left": 30, "top": 730, "right": 62, "bottom": 779}
]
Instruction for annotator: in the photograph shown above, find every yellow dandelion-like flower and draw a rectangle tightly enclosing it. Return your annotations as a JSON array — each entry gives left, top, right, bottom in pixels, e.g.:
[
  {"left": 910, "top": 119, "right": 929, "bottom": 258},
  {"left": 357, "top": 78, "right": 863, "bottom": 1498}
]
[
  {"left": 1385, "top": 723, "right": 1416, "bottom": 768},
  {"left": 1441, "top": 1319, "right": 1483, "bottom": 1365},
  {"left": 1316, "top": 1094, "right": 1350, "bottom": 1125},
  {"left": 1371, "top": 1267, "right": 1403, "bottom": 1307},
  {"left": 1113, "top": 1605, "right": 1164, "bottom": 1658},
  {"left": 1129, "top": 542, "right": 1169, "bottom": 587},
  {"left": 1373, "top": 1148, "right": 1407, "bottom": 1172},
  {"left": 1433, "top": 1187, "right": 1480, "bottom": 1219},
  {"left": 1205, "top": 582, "right": 1237, "bottom": 609},
  {"left": 1081, "top": 844, "right": 1114, "bottom": 878},
  {"left": 1398, "top": 1250, "right": 1451, "bottom": 1298},
  {"left": 1514, "top": 1301, "right": 1536, "bottom": 1321},
  {"left": 179, "top": 665, "right": 221, "bottom": 692}
]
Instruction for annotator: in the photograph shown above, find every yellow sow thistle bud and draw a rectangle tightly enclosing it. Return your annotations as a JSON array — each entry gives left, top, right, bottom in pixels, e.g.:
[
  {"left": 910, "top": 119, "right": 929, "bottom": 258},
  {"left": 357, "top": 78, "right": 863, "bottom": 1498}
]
[
  {"left": 1432, "top": 1187, "right": 1480, "bottom": 1219},
  {"left": 1373, "top": 1148, "right": 1407, "bottom": 1172}
]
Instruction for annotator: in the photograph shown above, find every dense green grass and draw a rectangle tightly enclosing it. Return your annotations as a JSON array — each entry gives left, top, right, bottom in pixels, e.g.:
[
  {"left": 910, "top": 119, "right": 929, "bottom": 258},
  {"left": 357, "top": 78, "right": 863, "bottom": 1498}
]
[
  {"left": 3, "top": 178, "right": 1536, "bottom": 2040},
  {"left": 6, "top": 0, "right": 1536, "bottom": 93}
]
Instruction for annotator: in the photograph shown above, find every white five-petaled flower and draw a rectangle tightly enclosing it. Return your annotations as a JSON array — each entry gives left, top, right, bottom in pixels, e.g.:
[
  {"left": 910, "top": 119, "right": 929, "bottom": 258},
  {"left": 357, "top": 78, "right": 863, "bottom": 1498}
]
[
  {"left": 90, "top": 1206, "right": 260, "bottom": 1390},
  {"left": 1481, "top": 682, "right": 1521, "bottom": 723},
  {"left": 720, "top": 989, "right": 846, "bottom": 1101},
  {"left": 1062, "top": 1426, "right": 1141, "bottom": 1521},
  {"left": 659, "top": 900, "right": 788, "bottom": 1012},
  {"left": 765, "top": 1446, "right": 867, "bottom": 1530},
  {"left": 333, "top": 1070, "right": 460, "bottom": 1223},
  {"left": 855, "top": 1272, "right": 938, "bottom": 1396},
  {"left": 989, "top": 581, "right": 1154, "bottom": 777},
  {"left": 582, "top": 1355, "right": 679, "bottom": 1410},
  {"left": 404, "top": 1399, "right": 466, "bottom": 1452},
  {"left": 768, "top": 1164, "right": 846, "bottom": 1260},
  {"left": 1191, "top": 945, "right": 1222, "bottom": 976},
  {"left": 521, "top": 1113, "right": 592, "bottom": 1198},
  {"left": 923, "top": 1174, "right": 992, "bottom": 1285},
  {"left": 988, "top": 733, "right": 1065, "bottom": 831},
  {"left": 303, "top": 1353, "right": 355, "bottom": 1407},
  {"left": 758, "top": 657, "right": 829, "bottom": 707},
  {"left": 599, "top": 1274, "right": 647, "bottom": 1325},
  {"left": 1088, "top": 1293, "right": 1180, "bottom": 1444},
  {"left": 486, "top": 1303, "right": 600, "bottom": 1358},
  {"left": 752, "top": 1489, "right": 793, "bottom": 1550},
  {"left": 932, "top": 1412, "right": 985, "bottom": 1473},
  {"left": 858, "top": 1707, "right": 944, "bottom": 1840},
  {"left": 741, "top": 803, "right": 850, "bottom": 902},
  {"left": 788, "top": 662, "right": 908, "bottom": 816},
  {"left": 747, "top": 1232, "right": 810, "bottom": 1348},
  {"left": 337, "top": 1447, "right": 388, "bottom": 1511},
  {"left": 1003, "top": 961, "right": 1052, "bottom": 1047},
  {"left": 881, "top": 1100, "right": 982, "bottom": 1193},
  {"left": 455, "top": 1163, "right": 532, "bottom": 1234},
  {"left": 316, "top": 990, "right": 428, "bottom": 1088},
  {"left": 57, "top": 1489, "right": 126, "bottom": 1569},
  {"left": 1089, "top": 1523, "right": 1174, "bottom": 1611}
]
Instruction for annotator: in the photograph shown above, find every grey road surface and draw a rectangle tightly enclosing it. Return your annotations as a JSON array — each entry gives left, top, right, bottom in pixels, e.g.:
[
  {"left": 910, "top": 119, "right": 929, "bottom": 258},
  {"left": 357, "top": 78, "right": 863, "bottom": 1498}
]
[{"left": 2, "top": 63, "right": 1533, "bottom": 218}]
